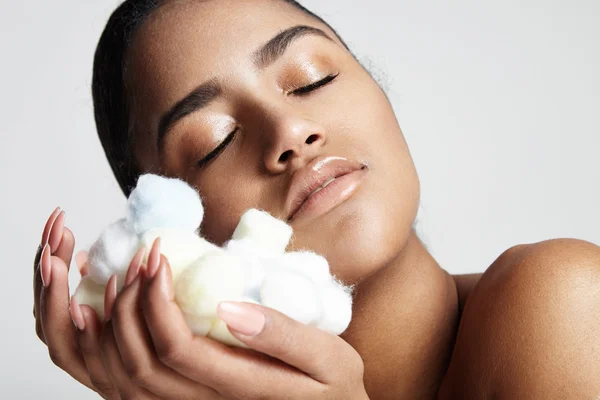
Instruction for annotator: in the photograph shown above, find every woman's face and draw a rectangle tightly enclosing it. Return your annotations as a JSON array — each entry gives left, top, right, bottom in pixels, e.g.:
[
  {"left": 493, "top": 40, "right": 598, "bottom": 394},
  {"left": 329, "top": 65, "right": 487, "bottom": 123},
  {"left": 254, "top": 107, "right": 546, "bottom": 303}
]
[{"left": 126, "top": 0, "right": 419, "bottom": 284}]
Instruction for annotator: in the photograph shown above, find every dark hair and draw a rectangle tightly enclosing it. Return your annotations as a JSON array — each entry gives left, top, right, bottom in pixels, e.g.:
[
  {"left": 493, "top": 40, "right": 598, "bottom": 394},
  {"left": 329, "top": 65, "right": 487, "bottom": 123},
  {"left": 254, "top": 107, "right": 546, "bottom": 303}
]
[{"left": 92, "top": 0, "right": 350, "bottom": 197}]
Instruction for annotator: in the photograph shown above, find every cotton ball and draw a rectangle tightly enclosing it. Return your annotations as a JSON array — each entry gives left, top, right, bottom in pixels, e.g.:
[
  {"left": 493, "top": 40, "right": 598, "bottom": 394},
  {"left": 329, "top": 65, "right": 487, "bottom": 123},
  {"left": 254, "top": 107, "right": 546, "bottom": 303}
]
[
  {"left": 279, "top": 251, "right": 332, "bottom": 286},
  {"left": 183, "top": 313, "right": 213, "bottom": 336},
  {"left": 208, "top": 319, "right": 248, "bottom": 348},
  {"left": 126, "top": 174, "right": 204, "bottom": 235},
  {"left": 73, "top": 276, "right": 107, "bottom": 321},
  {"left": 317, "top": 282, "right": 353, "bottom": 335},
  {"left": 260, "top": 266, "right": 322, "bottom": 326},
  {"left": 87, "top": 218, "right": 140, "bottom": 287},
  {"left": 231, "top": 209, "right": 292, "bottom": 254},
  {"left": 175, "top": 251, "right": 250, "bottom": 317},
  {"left": 225, "top": 239, "right": 267, "bottom": 302},
  {"left": 140, "top": 228, "right": 219, "bottom": 282}
]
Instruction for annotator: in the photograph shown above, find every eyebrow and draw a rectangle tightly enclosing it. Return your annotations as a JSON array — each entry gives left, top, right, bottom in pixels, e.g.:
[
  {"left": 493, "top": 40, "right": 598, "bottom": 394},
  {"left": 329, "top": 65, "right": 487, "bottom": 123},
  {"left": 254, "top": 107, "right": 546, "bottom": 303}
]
[{"left": 156, "top": 25, "right": 334, "bottom": 149}]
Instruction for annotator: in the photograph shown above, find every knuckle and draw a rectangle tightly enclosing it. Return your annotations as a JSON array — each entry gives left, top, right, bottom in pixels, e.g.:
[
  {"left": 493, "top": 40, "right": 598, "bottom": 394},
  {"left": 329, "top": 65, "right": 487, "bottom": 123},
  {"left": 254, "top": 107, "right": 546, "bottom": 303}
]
[
  {"left": 156, "top": 341, "right": 185, "bottom": 367},
  {"left": 48, "top": 349, "right": 65, "bottom": 368},
  {"left": 124, "top": 361, "right": 154, "bottom": 387},
  {"left": 112, "top": 298, "right": 127, "bottom": 320},
  {"left": 90, "top": 378, "right": 116, "bottom": 396}
]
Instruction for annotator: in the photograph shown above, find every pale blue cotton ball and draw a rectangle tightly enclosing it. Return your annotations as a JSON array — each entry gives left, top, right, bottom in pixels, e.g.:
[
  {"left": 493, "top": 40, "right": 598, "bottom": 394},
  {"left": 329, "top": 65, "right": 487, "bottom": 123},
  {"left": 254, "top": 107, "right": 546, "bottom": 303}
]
[{"left": 126, "top": 174, "right": 204, "bottom": 235}]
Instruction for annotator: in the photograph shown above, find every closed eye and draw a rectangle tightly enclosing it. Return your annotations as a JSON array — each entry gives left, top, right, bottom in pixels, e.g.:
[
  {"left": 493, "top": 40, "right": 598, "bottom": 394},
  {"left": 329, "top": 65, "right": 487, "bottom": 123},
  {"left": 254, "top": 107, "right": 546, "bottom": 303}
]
[
  {"left": 196, "top": 74, "right": 338, "bottom": 168},
  {"left": 291, "top": 73, "right": 338, "bottom": 95},
  {"left": 197, "top": 127, "right": 238, "bottom": 168}
]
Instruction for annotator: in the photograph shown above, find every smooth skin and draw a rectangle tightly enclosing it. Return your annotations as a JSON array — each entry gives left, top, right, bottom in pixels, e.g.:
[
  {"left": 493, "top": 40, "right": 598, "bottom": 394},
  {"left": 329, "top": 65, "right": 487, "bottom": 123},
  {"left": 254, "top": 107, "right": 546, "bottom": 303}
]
[{"left": 33, "top": 1, "right": 600, "bottom": 398}]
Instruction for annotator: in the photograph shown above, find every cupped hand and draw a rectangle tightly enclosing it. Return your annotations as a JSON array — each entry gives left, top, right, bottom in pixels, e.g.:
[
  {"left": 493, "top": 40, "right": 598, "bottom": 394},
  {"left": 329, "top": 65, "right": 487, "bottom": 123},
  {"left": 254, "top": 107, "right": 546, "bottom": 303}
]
[
  {"left": 33, "top": 207, "right": 113, "bottom": 396},
  {"left": 88, "top": 238, "right": 369, "bottom": 399}
]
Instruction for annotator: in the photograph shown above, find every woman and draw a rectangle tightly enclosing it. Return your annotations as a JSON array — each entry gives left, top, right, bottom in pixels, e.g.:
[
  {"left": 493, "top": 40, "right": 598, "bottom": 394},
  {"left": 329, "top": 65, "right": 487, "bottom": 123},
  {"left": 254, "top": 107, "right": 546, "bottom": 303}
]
[{"left": 32, "top": 0, "right": 600, "bottom": 398}]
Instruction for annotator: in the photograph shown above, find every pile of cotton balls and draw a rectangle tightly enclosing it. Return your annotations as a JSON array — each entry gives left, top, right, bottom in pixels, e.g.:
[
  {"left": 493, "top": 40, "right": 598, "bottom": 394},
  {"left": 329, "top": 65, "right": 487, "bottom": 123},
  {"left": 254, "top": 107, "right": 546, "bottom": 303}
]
[{"left": 73, "top": 174, "right": 354, "bottom": 347}]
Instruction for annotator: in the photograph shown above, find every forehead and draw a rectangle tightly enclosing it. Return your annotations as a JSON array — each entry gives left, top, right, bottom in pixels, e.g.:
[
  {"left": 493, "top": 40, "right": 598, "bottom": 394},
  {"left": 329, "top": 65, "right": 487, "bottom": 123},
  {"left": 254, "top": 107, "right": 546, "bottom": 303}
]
[{"left": 125, "top": 0, "right": 327, "bottom": 116}]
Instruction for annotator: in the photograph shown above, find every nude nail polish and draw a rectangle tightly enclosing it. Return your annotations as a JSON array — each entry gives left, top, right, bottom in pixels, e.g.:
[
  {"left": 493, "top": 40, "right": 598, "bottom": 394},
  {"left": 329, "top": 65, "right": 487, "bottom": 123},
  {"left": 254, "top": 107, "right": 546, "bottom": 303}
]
[
  {"left": 125, "top": 247, "right": 146, "bottom": 287},
  {"left": 69, "top": 296, "right": 86, "bottom": 331},
  {"left": 40, "top": 244, "right": 52, "bottom": 287},
  {"left": 48, "top": 211, "right": 66, "bottom": 253},
  {"left": 217, "top": 302, "right": 266, "bottom": 337},
  {"left": 146, "top": 238, "right": 161, "bottom": 278},
  {"left": 42, "top": 207, "right": 61, "bottom": 247},
  {"left": 104, "top": 275, "right": 118, "bottom": 322}
]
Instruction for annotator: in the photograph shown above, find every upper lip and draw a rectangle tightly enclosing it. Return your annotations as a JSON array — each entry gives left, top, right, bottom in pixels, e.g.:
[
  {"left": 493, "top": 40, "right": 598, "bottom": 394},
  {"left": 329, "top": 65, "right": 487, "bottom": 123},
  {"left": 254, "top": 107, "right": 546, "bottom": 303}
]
[{"left": 285, "top": 155, "right": 366, "bottom": 220}]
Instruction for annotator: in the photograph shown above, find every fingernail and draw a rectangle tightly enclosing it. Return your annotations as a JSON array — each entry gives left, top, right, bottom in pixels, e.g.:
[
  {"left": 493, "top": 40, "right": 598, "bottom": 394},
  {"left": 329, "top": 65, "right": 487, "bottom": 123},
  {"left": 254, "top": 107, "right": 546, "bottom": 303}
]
[
  {"left": 42, "top": 207, "right": 61, "bottom": 247},
  {"left": 125, "top": 247, "right": 146, "bottom": 287},
  {"left": 69, "top": 296, "right": 86, "bottom": 331},
  {"left": 146, "top": 238, "right": 161, "bottom": 279},
  {"left": 40, "top": 244, "right": 52, "bottom": 287},
  {"left": 104, "top": 275, "right": 118, "bottom": 322},
  {"left": 217, "top": 302, "right": 265, "bottom": 337},
  {"left": 48, "top": 211, "right": 66, "bottom": 254}
]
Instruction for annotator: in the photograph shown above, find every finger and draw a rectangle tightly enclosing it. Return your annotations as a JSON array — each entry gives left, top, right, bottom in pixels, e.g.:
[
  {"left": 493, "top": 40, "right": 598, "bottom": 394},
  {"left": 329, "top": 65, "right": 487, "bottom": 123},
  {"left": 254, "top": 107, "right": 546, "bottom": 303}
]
[
  {"left": 54, "top": 225, "right": 75, "bottom": 272},
  {"left": 41, "top": 206, "right": 62, "bottom": 249},
  {"left": 77, "top": 304, "right": 120, "bottom": 400},
  {"left": 39, "top": 250, "right": 94, "bottom": 390},
  {"left": 100, "top": 320, "right": 160, "bottom": 400},
  {"left": 104, "top": 275, "right": 118, "bottom": 322},
  {"left": 48, "top": 210, "right": 66, "bottom": 254},
  {"left": 76, "top": 250, "right": 89, "bottom": 277},
  {"left": 113, "top": 271, "right": 220, "bottom": 399},
  {"left": 218, "top": 301, "right": 357, "bottom": 384},
  {"left": 34, "top": 244, "right": 46, "bottom": 344},
  {"left": 142, "top": 255, "right": 312, "bottom": 399},
  {"left": 34, "top": 208, "right": 61, "bottom": 323}
]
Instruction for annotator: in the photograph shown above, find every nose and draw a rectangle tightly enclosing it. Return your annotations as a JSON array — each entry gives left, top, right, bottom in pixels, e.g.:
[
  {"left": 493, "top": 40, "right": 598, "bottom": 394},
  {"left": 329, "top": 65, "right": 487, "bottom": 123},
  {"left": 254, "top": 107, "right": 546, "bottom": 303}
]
[{"left": 261, "top": 112, "right": 326, "bottom": 174}]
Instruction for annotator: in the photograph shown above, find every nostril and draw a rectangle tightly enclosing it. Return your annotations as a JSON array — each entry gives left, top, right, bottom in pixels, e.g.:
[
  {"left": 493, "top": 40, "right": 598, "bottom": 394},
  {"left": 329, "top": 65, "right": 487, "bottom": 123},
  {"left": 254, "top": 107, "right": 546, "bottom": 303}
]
[
  {"left": 278, "top": 150, "right": 292, "bottom": 163},
  {"left": 305, "top": 134, "right": 319, "bottom": 145}
]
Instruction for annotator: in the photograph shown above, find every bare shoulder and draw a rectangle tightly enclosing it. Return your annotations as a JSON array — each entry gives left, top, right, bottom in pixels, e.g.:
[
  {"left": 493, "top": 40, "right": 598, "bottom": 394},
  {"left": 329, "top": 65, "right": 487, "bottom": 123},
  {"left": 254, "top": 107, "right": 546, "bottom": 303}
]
[{"left": 439, "top": 238, "right": 600, "bottom": 399}]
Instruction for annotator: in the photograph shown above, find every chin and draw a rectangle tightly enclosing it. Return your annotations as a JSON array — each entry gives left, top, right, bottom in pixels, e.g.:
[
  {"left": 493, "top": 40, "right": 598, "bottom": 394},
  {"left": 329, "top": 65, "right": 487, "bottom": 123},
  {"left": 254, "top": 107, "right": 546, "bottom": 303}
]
[{"left": 292, "top": 188, "right": 419, "bottom": 285}]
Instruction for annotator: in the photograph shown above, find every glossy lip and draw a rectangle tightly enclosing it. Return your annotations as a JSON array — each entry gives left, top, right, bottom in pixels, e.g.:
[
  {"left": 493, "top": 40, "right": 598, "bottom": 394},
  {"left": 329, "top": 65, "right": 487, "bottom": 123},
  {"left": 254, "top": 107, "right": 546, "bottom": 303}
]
[{"left": 285, "top": 156, "right": 368, "bottom": 221}]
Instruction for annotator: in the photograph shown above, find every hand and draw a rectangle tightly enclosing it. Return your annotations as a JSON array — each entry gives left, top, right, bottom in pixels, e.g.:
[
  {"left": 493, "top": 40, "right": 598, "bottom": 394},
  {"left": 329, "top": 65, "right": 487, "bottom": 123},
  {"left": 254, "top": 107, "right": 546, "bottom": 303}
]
[
  {"left": 90, "top": 238, "right": 369, "bottom": 399},
  {"left": 33, "top": 208, "right": 107, "bottom": 395}
]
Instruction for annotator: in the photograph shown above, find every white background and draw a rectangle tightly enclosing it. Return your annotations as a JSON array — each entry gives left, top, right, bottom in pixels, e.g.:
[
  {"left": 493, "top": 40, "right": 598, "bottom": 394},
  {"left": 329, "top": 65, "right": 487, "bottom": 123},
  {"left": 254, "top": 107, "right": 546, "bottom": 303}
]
[{"left": 1, "top": 0, "right": 598, "bottom": 398}]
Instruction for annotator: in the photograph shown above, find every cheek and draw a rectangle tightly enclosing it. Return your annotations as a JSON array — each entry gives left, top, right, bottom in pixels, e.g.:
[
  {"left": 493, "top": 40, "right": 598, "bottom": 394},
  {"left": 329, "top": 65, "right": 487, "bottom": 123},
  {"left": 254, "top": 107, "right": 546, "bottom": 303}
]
[{"left": 293, "top": 78, "right": 420, "bottom": 283}]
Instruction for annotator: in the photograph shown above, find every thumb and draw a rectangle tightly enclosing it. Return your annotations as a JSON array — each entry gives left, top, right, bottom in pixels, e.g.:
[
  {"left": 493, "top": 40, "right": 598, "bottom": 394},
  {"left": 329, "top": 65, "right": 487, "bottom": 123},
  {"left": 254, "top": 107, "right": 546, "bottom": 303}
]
[{"left": 217, "top": 301, "right": 346, "bottom": 383}]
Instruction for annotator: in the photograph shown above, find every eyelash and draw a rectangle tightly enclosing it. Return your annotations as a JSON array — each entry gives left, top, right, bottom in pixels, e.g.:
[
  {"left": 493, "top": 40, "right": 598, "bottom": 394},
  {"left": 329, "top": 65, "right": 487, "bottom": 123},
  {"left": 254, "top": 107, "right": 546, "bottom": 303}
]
[{"left": 197, "top": 73, "right": 338, "bottom": 168}]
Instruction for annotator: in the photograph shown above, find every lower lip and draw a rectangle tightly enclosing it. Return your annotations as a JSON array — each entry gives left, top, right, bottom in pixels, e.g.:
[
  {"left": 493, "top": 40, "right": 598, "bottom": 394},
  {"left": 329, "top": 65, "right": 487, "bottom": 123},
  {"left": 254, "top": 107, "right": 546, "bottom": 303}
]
[{"left": 290, "top": 168, "right": 367, "bottom": 222}]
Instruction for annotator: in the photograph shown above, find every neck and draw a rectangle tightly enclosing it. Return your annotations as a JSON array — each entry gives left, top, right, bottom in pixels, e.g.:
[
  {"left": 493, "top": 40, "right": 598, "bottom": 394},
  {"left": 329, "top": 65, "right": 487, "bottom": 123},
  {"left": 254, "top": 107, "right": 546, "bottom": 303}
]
[{"left": 341, "top": 230, "right": 459, "bottom": 399}]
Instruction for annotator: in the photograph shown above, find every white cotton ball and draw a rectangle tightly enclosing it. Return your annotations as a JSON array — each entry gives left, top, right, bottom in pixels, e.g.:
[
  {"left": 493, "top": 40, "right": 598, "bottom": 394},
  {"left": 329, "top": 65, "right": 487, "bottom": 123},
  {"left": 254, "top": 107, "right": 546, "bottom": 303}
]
[
  {"left": 317, "top": 282, "right": 353, "bottom": 335},
  {"left": 231, "top": 209, "right": 292, "bottom": 254},
  {"left": 279, "top": 251, "right": 332, "bottom": 285},
  {"left": 260, "top": 266, "right": 322, "bottom": 326},
  {"left": 87, "top": 218, "right": 140, "bottom": 287},
  {"left": 183, "top": 313, "right": 213, "bottom": 336},
  {"left": 175, "top": 251, "right": 249, "bottom": 317},
  {"left": 126, "top": 174, "right": 204, "bottom": 235},
  {"left": 208, "top": 319, "right": 249, "bottom": 348},
  {"left": 73, "top": 276, "right": 107, "bottom": 321},
  {"left": 225, "top": 239, "right": 267, "bottom": 302},
  {"left": 140, "top": 228, "right": 219, "bottom": 282}
]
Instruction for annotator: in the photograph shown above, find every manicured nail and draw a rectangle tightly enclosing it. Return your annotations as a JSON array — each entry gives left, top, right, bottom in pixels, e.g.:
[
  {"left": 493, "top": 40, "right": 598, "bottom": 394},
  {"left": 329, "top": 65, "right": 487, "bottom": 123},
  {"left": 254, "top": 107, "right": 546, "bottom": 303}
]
[
  {"left": 69, "top": 296, "right": 86, "bottom": 331},
  {"left": 217, "top": 302, "right": 266, "bottom": 337},
  {"left": 48, "top": 211, "right": 66, "bottom": 254},
  {"left": 146, "top": 238, "right": 161, "bottom": 278},
  {"left": 41, "top": 207, "right": 61, "bottom": 247},
  {"left": 125, "top": 247, "right": 146, "bottom": 287},
  {"left": 40, "top": 244, "right": 52, "bottom": 287},
  {"left": 104, "top": 275, "right": 118, "bottom": 322}
]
